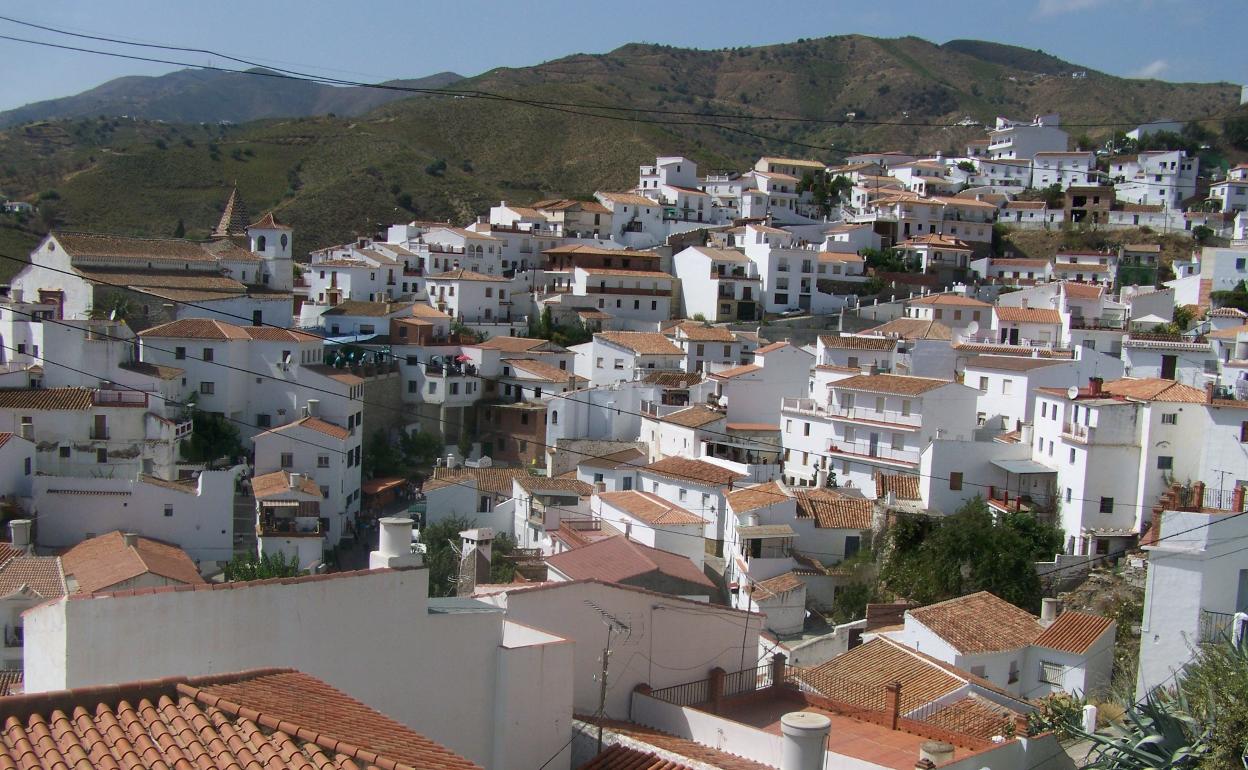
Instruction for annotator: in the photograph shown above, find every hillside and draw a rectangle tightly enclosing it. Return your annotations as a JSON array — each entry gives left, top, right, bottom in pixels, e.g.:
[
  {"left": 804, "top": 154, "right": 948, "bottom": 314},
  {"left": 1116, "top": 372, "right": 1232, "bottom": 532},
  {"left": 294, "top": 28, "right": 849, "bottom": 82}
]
[
  {"left": 0, "top": 69, "right": 465, "bottom": 128},
  {"left": 0, "top": 35, "right": 1240, "bottom": 254}
]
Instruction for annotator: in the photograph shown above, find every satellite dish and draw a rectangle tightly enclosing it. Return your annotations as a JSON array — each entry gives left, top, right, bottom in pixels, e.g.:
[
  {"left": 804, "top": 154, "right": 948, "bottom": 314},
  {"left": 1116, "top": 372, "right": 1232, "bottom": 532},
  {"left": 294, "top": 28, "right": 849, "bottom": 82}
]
[
  {"left": 108, "top": 309, "right": 117, "bottom": 321},
  {"left": 965, "top": 320, "right": 979, "bottom": 336},
  {"left": 1066, "top": 385, "right": 1080, "bottom": 400}
]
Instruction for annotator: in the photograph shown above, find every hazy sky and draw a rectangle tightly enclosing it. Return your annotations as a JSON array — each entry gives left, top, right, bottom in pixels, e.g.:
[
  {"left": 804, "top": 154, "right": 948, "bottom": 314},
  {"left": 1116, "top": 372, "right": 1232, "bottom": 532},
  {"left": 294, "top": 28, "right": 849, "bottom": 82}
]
[{"left": 0, "top": 0, "right": 1240, "bottom": 112}]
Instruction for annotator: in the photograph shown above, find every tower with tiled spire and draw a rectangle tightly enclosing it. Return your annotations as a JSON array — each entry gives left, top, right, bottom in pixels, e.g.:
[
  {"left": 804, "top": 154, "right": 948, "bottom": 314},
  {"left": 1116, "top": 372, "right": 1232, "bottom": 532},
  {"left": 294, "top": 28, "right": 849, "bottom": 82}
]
[{"left": 212, "top": 186, "right": 250, "bottom": 239}]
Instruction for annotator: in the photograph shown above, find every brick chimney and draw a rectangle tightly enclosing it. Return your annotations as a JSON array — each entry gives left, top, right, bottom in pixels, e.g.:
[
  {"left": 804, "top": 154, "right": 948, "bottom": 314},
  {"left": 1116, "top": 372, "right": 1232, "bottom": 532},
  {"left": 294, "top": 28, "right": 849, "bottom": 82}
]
[
  {"left": 1088, "top": 377, "right": 1103, "bottom": 396},
  {"left": 1206, "top": 382, "right": 1216, "bottom": 404}
]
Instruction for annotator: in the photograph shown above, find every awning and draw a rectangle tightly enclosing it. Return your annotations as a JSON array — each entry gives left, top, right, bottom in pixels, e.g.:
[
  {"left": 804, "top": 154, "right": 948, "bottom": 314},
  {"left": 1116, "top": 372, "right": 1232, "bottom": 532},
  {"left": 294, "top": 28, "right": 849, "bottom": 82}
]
[
  {"left": 737, "top": 523, "right": 796, "bottom": 539},
  {"left": 991, "top": 458, "right": 1057, "bottom": 475}
]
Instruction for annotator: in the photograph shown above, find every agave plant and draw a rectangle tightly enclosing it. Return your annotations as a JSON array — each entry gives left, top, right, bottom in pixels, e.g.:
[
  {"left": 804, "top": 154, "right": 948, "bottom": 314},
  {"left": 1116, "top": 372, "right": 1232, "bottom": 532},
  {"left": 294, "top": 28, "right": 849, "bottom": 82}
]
[{"left": 1071, "top": 689, "right": 1210, "bottom": 769}]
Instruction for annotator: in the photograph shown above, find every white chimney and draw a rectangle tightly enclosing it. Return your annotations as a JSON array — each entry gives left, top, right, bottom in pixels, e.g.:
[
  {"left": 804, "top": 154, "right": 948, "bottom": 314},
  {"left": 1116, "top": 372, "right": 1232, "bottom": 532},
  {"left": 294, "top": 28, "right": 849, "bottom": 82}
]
[
  {"left": 1040, "top": 597, "right": 1062, "bottom": 626},
  {"left": 8, "top": 519, "right": 31, "bottom": 551},
  {"left": 288, "top": 472, "right": 302, "bottom": 490},
  {"left": 306, "top": 399, "right": 320, "bottom": 417},
  {"left": 371, "top": 516, "right": 421, "bottom": 569},
  {"left": 919, "top": 741, "right": 956, "bottom": 767},
  {"left": 9, "top": 289, "right": 21, "bottom": 304},
  {"left": 122, "top": 532, "right": 138, "bottom": 548},
  {"left": 461, "top": 528, "right": 494, "bottom": 564},
  {"left": 780, "top": 712, "right": 831, "bottom": 770}
]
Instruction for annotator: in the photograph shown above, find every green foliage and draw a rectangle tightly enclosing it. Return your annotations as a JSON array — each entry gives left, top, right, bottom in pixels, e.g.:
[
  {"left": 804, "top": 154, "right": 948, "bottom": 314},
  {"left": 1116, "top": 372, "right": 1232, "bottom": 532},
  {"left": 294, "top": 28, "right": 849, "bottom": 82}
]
[
  {"left": 223, "top": 550, "right": 303, "bottom": 581},
  {"left": 1172, "top": 304, "right": 1196, "bottom": 331},
  {"left": 87, "top": 291, "right": 134, "bottom": 321},
  {"left": 181, "top": 410, "right": 244, "bottom": 463},
  {"left": 1075, "top": 690, "right": 1209, "bottom": 769},
  {"left": 490, "top": 532, "right": 518, "bottom": 583},
  {"left": 1191, "top": 225, "right": 1214, "bottom": 245},
  {"left": 1225, "top": 112, "right": 1248, "bottom": 151},
  {"left": 1026, "top": 692, "right": 1087, "bottom": 738},
  {"left": 861, "top": 247, "right": 919, "bottom": 274},
  {"left": 362, "top": 430, "right": 404, "bottom": 479},
  {"left": 1211, "top": 281, "right": 1248, "bottom": 313},
  {"left": 425, "top": 158, "right": 447, "bottom": 177},
  {"left": 172, "top": 218, "right": 185, "bottom": 238},
  {"left": 1180, "top": 627, "right": 1248, "bottom": 770},
  {"left": 878, "top": 497, "right": 1060, "bottom": 612},
  {"left": 956, "top": 160, "right": 976, "bottom": 173},
  {"left": 400, "top": 429, "right": 443, "bottom": 467},
  {"left": 528, "top": 307, "right": 593, "bottom": 348},
  {"left": 421, "top": 515, "right": 472, "bottom": 597}
]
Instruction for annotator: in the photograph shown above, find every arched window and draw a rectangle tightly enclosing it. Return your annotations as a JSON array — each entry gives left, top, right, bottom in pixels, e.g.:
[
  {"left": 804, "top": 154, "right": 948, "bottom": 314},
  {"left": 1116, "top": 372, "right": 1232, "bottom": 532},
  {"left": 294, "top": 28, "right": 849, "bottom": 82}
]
[
  {"left": 280, "top": 234, "right": 288, "bottom": 249},
  {"left": 551, "top": 411, "right": 558, "bottom": 425},
  {"left": 256, "top": 235, "right": 267, "bottom": 252}
]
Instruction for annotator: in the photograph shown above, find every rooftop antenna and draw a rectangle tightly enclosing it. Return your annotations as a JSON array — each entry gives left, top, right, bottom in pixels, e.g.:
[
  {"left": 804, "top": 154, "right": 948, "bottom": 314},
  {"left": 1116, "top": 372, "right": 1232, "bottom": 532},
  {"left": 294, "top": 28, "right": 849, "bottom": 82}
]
[{"left": 584, "top": 599, "right": 632, "bottom": 752}]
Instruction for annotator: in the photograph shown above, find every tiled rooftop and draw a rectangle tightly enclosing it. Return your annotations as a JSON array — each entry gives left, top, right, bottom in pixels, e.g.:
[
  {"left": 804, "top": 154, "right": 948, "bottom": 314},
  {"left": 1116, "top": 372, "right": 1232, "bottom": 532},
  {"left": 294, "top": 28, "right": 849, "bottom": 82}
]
[
  {"left": 61, "top": 531, "right": 204, "bottom": 594},
  {"left": 908, "top": 591, "right": 1042, "bottom": 654},
  {"left": 641, "top": 456, "right": 746, "bottom": 486}
]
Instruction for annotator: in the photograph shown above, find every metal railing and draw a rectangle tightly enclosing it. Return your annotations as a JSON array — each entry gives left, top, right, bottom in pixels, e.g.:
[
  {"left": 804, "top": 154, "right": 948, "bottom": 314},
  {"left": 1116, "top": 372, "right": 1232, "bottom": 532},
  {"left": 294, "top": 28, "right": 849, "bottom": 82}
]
[
  {"left": 1200, "top": 608, "right": 1237, "bottom": 644},
  {"left": 647, "top": 677, "right": 710, "bottom": 707},
  {"left": 723, "top": 664, "right": 774, "bottom": 696}
]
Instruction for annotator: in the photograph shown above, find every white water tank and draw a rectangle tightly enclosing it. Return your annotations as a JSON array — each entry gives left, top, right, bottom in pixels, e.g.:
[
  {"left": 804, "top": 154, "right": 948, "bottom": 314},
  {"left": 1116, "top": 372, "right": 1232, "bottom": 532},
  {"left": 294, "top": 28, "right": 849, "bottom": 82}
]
[
  {"left": 780, "top": 712, "right": 830, "bottom": 770},
  {"left": 371, "top": 517, "right": 422, "bottom": 569}
]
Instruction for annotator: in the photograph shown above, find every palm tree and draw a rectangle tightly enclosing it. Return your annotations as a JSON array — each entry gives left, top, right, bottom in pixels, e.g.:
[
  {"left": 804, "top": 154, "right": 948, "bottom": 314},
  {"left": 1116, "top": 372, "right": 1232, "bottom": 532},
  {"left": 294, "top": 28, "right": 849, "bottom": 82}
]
[{"left": 88, "top": 292, "right": 135, "bottom": 322}]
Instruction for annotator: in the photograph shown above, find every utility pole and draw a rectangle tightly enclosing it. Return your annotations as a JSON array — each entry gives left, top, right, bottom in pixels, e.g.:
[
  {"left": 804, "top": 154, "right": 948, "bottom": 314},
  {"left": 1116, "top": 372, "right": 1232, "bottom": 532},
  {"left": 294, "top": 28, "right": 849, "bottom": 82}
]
[{"left": 596, "top": 627, "right": 611, "bottom": 754}]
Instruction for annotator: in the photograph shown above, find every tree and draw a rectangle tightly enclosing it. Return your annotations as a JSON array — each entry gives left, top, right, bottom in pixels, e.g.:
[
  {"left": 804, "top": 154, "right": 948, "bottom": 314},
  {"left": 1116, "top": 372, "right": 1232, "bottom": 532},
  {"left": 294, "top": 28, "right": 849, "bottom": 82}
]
[
  {"left": 362, "top": 430, "right": 403, "bottom": 478},
  {"left": 88, "top": 291, "right": 135, "bottom": 321},
  {"left": 421, "top": 515, "right": 472, "bottom": 596},
  {"left": 878, "top": 497, "right": 1061, "bottom": 613},
  {"left": 1225, "top": 112, "right": 1248, "bottom": 151},
  {"left": 1172, "top": 304, "right": 1196, "bottom": 332},
  {"left": 173, "top": 218, "right": 186, "bottom": 238},
  {"left": 181, "top": 410, "right": 244, "bottom": 464},
  {"left": 957, "top": 160, "right": 976, "bottom": 173},
  {"left": 400, "top": 429, "right": 443, "bottom": 467},
  {"left": 222, "top": 551, "right": 302, "bottom": 581},
  {"left": 1192, "top": 224, "right": 1214, "bottom": 245}
]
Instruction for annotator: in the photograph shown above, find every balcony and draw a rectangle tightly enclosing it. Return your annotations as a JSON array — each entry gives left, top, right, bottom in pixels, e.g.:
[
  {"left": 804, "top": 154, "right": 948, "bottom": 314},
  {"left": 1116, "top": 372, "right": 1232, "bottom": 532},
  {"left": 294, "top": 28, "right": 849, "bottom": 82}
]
[
  {"left": 826, "top": 440, "right": 921, "bottom": 467},
  {"left": 781, "top": 397, "right": 825, "bottom": 417},
  {"left": 257, "top": 515, "right": 323, "bottom": 538},
  {"left": 827, "top": 405, "right": 922, "bottom": 429},
  {"left": 94, "top": 389, "right": 149, "bottom": 407},
  {"left": 89, "top": 428, "right": 110, "bottom": 441},
  {"left": 1061, "top": 422, "right": 1092, "bottom": 443},
  {"left": 1199, "top": 609, "right": 1237, "bottom": 644},
  {"left": 4, "top": 625, "right": 21, "bottom": 648},
  {"left": 1068, "top": 316, "right": 1125, "bottom": 330},
  {"left": 174, "top": 420, "right": 193, "bottom": 439}
]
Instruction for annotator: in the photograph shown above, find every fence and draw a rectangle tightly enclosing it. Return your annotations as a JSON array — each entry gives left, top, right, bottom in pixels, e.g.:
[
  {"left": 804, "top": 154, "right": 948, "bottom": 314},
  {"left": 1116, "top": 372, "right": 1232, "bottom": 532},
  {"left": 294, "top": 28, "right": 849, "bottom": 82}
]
[{"left": 646, "top": 677, "right": 710, "bottom": 707}]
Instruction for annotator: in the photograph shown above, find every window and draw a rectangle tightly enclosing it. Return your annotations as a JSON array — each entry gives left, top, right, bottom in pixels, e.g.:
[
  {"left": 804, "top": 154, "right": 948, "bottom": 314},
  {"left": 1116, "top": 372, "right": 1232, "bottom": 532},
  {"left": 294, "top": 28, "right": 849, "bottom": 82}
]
[
  {"left": 949, "top": 471, "right": 963, "bottom": 491},
  {"left": 875, "top": 397, "right": 885, "bottom": 412},
  {"left": 428, "top": 381, "right": 437, "bottom": 394},
  {"left": 58, "top": 446, "right": 70, "bottom": 458},
  {"left": 622, "top": 476, "right": 633, "bottom": 491},
  {"left": 786, "top": 419, "right": 792, "bottom": 433},
  {"left": 613, "top": 358, "right": 624, "bottom": 370},
  {"left": 23, "top": 457, "right": 30, "bottom": 476},
  {"left": 678, "top": 489, "right": 687, "bottom": 502},
  {"left": 1069, "top": 447, "right": 1076, "bottom": 463},
  {"left": 803, "top": 423, "right": 810, "bottom": 437},
  {"left": 978, "top": 376, "right": 988, "bottom": 393},
  {"left": 1039, "top": 661, "right": 1065, "bottom": 685},
  {"left": 175, "top": 347, "right": 186, "bottom": 360},
  {"left": 202, "top": 347, "right": 214, "bottom": 362},
  {"left": 96, "top": 448, "right": 107, "bottom": 464},
  {"left": 890, "top": 433, "right": 903, "bottom": 451},
  {"left": 256, "top": 414, "right": 271, "bottom": 428},
  {"left": 1008, "top": 660, "right": 1020, "bottom": 685},
  {"left": 901, "top": 400, "right": 911, "bottom": 417},
  {"left": 1241, "top": 421, "right": 1248, "bottom": 443},
  {"left": 1157, "top": 456, "right": 1173, "bottom": 471},
  {"left": 280, "top": 453, "right": 294, "bottom": 469},
  {"left": 1066, "top": 488, "right": 1072, "bottom": 503},
  {"left": 596, "top": 357, "right": 604, "bottom": 369},
  {"left": 318, "top": 454, "right": 330, "bottom": 468},
  {"left": 847, "top": 356, "right": 859, "bottom": 370},
  {"left": 200, "top": 382, "right": 215, "bottom": 395},
  {"left": 1099, "top": 497, "right": 1114, "bottom": 514},
  {"left": 551, "top": 411, "right": 558, "bottom": 425},
  {"left": 970, "top": 665, "right": 986, "bottom": 678},
  {"left": 1159, "top": 412, "right": 1177, "bottom": 426},
  {"left": 164, "top": 504, "right": 173, "bottom": 517},
  {"left": 1001, "top": 379, "right": 1013, "bottom": 395}
]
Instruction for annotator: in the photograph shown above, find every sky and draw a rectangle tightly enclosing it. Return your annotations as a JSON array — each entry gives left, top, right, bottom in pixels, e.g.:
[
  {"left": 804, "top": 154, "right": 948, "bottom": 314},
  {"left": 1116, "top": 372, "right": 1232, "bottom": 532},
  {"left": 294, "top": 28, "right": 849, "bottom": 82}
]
[{"left": 0, "top": 0, "right": 1241, "bottom": 112}]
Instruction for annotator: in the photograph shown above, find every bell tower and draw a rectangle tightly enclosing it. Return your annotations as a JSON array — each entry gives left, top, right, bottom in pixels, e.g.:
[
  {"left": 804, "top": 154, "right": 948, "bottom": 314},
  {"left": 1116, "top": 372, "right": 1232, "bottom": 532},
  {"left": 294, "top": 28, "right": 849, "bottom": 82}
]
[{"left": 246, "top": 211, "right": 293, "bottom": 292}]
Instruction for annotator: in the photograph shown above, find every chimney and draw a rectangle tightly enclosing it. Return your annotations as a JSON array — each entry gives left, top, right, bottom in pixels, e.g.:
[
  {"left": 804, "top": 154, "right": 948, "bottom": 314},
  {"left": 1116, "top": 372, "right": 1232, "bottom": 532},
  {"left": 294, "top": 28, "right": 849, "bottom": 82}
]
[
  {"left": 9, "top": 289, "right": 21, "bottom": 304},
  {"left": 122, "top": 532, "right": 138, "bottom": 548},
  {"left": 1088, "top": 377, "right": 1103, "bottom": 396},
  {"left": 370, "top": 516, "right": 421, "bottom": 569},
  {"left": 779, "top": 712, "right": 832, "bottom": 770},
  {"left": 288, "top": 472, "right": 302, "bottom": 490},
  {"left": 8, "top": 519, "right": 31, "bottom": 551},
  {"left": 918, "top": 742, "right": 956, "bottom": 768},
  {"left": 306, "top": 399, "right": 320, "bottom": 417},
  {"left": 301, "top": 404, "right": 310, "bottom": 419},
  {"left": 1206, "top": 382, "right": 1216, "bottom": 404},
  {"left": 1040, "top": 597, "right": 1062, "bottom": 626}
]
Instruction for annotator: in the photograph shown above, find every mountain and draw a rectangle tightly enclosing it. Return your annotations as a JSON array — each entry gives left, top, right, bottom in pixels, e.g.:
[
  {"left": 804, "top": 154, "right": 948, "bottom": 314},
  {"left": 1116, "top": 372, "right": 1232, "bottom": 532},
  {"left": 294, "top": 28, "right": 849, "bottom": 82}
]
[
  {"left": 0, "top": 68, "right": 465, "bottom": 127},
  {"left": 0, "top": 35, "right": 1241, "bottom": 264}
]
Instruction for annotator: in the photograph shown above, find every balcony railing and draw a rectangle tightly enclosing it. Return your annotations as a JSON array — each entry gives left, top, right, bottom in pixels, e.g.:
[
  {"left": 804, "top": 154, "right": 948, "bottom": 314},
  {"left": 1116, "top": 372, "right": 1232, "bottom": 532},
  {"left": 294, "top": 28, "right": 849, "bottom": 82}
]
[
  {"left": 1069, "top": 316, "right": 1125, "bottom": 330},
  {"left": 826, "top": 440, "right": 921, "bottom": 465},
  {"left": 1199, "top": 609, "right": 1238, "bottom": 644},
  {"left": 89, "top": 428, "right": 110, "bottom": 441},
  {"left": 781, "top": 397, "right": 824, "bottom": 416},
  {"left": 827, "top": 405, "right": 923, "bottom": 428},
  {"left": 1061, "top": 422, "right": 1092, "bottom": 443}
]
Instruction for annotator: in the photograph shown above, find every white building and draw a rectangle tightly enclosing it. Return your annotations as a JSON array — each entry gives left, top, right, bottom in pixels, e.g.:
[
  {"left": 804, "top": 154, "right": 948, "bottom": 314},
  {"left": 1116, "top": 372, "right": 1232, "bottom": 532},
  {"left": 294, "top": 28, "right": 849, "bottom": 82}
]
[
  {"left": 1209, "top": 165, "right": 1248, "bottom": 213},
  {"left": 671, "top": 246, "right": 762, "bottom": 323},
  {"left": 573, "top": 332, "right": 684, "bottom": 387},
  {"left": 1031, "top": 151, "right": 1095, "bottom": 189},
  {"left": 1111, "top": 150, "right": 1199, "bottom": 209},
  {"left": 987, "top": 114, "right": 1068, "bottom": 161}
]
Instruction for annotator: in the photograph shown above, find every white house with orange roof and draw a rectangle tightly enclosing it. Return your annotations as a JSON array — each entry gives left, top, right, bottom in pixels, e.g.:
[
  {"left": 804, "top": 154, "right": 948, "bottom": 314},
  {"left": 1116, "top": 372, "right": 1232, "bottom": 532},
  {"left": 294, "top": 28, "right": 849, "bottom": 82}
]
[
  {"left": 709, "top": 340, "right": 813, "bottom": 428},
  {"left": 573, "top": 331, "right": 684, "bottom": 387},
  {"left": 975, "top": 256, "right": 1054, "bottom": 284},
  {"left": 1052, "top": 250, "right": 1117, "bottom": 286},
  {"left": 425, "top": 268, "right": 512, "bottom": 323},
  {"left": 565, "top": 265, "right": 673, "bottom": 328},
  {"left": 592, "top": 489, "right": 707, "bottom": 568},
  {"left": 1031, "top": 377, "right": 1210, "bottom": 554},
  {"left": 667, "top": 321, "right": 746, "bottom": 372},
  {"left": 815, "top": 335, "right": 899, "bottom": 374},
  {"left": 780, "top": 373, "right": 977, "bottom": 493},
  {"left": 904, "top": 294, "right": 991, "bottom": 338},
  {"left": 991, "top": 305, "right": 1066, "bottom": 348},
  {"left": 896, "top": 234, "right": 974, "bottom": 274},
  {"left": 639, "top": 403, "right": 727, "bottom": 462},
  {"left": 1032, "top": 150, "right": 1095, "bottom": 189},
  {"left": 671, "top": 245, "right": 762, "bottom": 323},
  {"left": 1210, "top": 164, "right": 1248, "bottom": 213},
  {"left": 253, "top": 469, "right": 328, "bottom": 569},
  {"left": 595, "top": 191, "right": 665, "bottom": 248},
  {"left": 635, "top": 455, "right": 747, "bottom": 551}
]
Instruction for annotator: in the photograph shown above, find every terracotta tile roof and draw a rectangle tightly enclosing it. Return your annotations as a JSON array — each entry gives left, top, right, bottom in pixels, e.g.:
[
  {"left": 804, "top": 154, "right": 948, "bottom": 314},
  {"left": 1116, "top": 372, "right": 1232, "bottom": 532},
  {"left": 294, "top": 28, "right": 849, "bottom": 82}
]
[
  {"left": 994, "top": 306, "right": 1062, "bottom": 324},
  {"left": 688, "top": 246, "right": 748, "bottom": 263},
  {"left": 1101, "top": 377, "right": 1207, "bottom": 403},
  {"left": 120, "top": 361, "right": 185, "bottom": 380},
  {"left": 1004, "top": 200, "right": 1047, "bottom": 209},
  {"left": 508, "top": 358, "right": 582, "bottom": 384},
  {"left": 0, "top": 668, "right": 478, "bottom": 770},
  {"left": 1208, "top": 323, "right": 1248, "bottom": 340},
  {"left": 578, "top": 267, "right": 673, "bottom": 279},
  {"left": 73, "top": 268, "right": 246, "bottom": 293},
  {"left": 657, "top": 404, "right": 725, "bottom": 428},
  {"left": 261, "top": 416, "right": 352, "bottom": 441},
  {"left": 597, "top": 332, "right": 682, "bottom": 356},
  {"left": 832, "top": 373, "right": 950, "bottom": 396},
  {"left": 0, "top": 543, "right": 21, "bottom": 566},
  {"left": 1033, "top": 611, "right": 1114, "bottom": 654},
  {"left": 599, "top": 490, "right": 706, "bottom": 526},
  {"left": 862, "top": 318, "right": 953, "bottom": 340},
  {"left": 0, "top": 554, "right": 65, "bottom": 598},
  {"left": 515, "top": 475, "right": 595, "bottom": 496},
  {"left": 1209, "top": 308, "right": 1248, "bottom": 318},
  {"left": 427, "top": 466, "right": 531, "bottom": 496},
  {"left": 252, "top": 470, "right": 323, "bottom": 499},
  {"left": 473, "top": 335, "right": 555, "bottom": 352},
  {"left": 212, "top": 188, "right": 250, "bottom": 238},
  {"left": 598, "top": 192, "right": 660, "bottom": 207},
  {"left": 801, "top": 638, "right": 965, "bottom": 712},
  {"left": 899, "top": 235, "right": 972, "bottom": 251},
  {"left": 725, "top": 422, "right": 778, "bottom": 432},
  {"left": 61, "top": 531, "right": 204, "bottom": 595},
  {"left": 578, "top": 447, "right": 647, "bottom": 470},
  {"left": 1062, "top": 281, "right": 1104, "bottom": 299},
  {"left": 0, "top": 387, "right": 94, "bottom": 410},
  {"left": 818, "top": 335, "right": 896, "bottom": 350},
  {"left": 989, "top": 258, "right": 1051, "bottom": 268},
  {"left": 710, "top": 363, "right": 762, "bottom": 379},
  {"left": 138, "top": 318, "right": 250, "bottom": 340},
  {"left": 426, "top": 268, "right": 508, "bottom": 282},
  {"left": 584, "top": 718, "right": 770, "bottom": 770},
  {"left": 580, "top": 744, "right": 695, "bottom": 770},
  {"left": 248, "top": 210, "right": 291, "bottom": 230},
  {"left": 909, "top": 293, "right": 990, "bottom": 308},
  {"left": 794, "top": 488, "right": 873, "bottom": 529},
  {"left": 874, "top": 473, "right": 922, "bottom": 501},
  {"left": 754, "top": 341, "right": 793, "bottom": 354},
  {"left": 546, "top": 536, "right": 714, "bottom": 589},
  {"left": 750, "top": 571, "right": 805, "bottom": 602},
  {"left": 321, "top": 300, "right": 412, "bottom": 317},
  {"left": 674, "top": 322, "right": 736, "bottom": 342},
  {"left": 54, "top": 231, "right": 221, "bottom": 262},
  {"left": 923, "top": 696, "right": 1015, "bottom": 741},
  {"left": 641, "top": 456, "right": 746, "bottom": 486},
  {"left": 642, "top": 371, "right": 703, "bottom": 388},
  {"left": 952, "top": 343, "right": 1074, "bottom": 359},
  {"left": 908, "top": 591, "right": 1042, "bottom": 654}
]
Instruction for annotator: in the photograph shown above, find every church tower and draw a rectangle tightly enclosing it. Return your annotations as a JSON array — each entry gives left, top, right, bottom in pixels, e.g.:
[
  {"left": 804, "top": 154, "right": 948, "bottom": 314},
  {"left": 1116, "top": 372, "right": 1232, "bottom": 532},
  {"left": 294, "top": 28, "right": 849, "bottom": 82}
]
[
  {"left": 212, "top": 186, "right": 250, "bottom": 239},
  {"left": 246, "top": 211, "right": 294, "bottom": 292}
]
